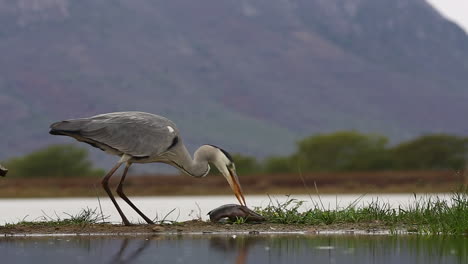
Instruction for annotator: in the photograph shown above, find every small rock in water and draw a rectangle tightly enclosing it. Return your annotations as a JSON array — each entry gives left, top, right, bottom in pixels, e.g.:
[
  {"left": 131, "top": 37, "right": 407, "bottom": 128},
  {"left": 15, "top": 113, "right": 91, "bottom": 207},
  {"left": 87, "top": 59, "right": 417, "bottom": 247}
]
[{"left": 207, "top": 204, "right": 266, "bottom": 223}]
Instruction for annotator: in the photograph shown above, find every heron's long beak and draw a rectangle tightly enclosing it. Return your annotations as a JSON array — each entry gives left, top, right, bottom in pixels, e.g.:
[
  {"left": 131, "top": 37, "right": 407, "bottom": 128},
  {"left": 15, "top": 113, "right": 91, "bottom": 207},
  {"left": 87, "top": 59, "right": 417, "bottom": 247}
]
[{"left": 224, "top": 166, "right": 246, "bottom": 206}]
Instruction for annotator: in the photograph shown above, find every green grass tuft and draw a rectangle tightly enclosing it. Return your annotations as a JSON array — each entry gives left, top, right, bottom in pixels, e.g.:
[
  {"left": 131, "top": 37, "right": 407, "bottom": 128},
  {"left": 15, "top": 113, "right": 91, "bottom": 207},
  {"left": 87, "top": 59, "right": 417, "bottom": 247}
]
[{"left": 4, "top": 207, "right": 107, "bottom": 228}]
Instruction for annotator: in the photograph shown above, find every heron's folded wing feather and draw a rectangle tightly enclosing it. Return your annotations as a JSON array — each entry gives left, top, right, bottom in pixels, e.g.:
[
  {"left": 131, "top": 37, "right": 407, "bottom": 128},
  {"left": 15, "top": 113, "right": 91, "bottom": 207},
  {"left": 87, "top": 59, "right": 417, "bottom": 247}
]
[{"left": 52, "top": 112, "right": 178, "bottom": 157}]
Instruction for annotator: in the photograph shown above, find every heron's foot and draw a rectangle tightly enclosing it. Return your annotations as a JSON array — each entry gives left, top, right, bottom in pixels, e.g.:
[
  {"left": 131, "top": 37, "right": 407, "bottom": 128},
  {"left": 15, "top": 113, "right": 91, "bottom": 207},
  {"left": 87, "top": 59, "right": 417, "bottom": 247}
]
[
  {"left": 140, "top": 216, "right": 155, "bottom": 225},
  {"left": 122, "top": 220, "right": 153, "bottom": 226},
  {"left": 121, "top": 218, "right": 132, "bottom": 226},
  {"left": 144, "top": 219, "right": 155, "bottom": 225}
]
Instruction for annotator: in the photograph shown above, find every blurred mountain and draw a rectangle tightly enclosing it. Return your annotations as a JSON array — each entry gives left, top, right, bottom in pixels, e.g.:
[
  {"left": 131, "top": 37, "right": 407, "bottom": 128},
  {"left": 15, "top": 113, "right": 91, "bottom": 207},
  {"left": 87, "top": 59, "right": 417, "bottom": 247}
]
[{"left": 0, "top": 0, "right": 467, "bottom": 167}]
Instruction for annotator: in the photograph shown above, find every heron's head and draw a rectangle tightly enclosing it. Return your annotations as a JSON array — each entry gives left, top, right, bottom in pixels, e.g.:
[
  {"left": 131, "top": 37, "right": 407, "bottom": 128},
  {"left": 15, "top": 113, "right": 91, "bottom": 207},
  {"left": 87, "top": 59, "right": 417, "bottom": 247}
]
[{"left": 201, "top": 145, "right": 246, "bottom": 206}]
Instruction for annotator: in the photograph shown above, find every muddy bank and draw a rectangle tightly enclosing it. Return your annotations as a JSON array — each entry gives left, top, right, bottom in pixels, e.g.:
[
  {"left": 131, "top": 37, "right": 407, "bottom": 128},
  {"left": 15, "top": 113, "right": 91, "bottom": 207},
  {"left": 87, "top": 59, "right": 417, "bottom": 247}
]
[{"left": 0, "top": 221, "right": 396, "bottom": 236}]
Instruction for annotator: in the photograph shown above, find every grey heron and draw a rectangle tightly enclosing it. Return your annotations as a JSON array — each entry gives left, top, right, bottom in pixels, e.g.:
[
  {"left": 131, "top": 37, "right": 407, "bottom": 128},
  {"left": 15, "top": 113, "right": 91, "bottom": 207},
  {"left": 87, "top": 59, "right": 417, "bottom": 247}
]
[{"left": 49, "top": 111, "right": 246, "bottom": 225}]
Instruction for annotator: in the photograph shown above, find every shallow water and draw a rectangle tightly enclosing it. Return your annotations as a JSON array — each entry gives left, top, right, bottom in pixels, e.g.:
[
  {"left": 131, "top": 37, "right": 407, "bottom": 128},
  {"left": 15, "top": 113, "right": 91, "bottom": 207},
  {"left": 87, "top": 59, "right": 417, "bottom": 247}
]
[
  {"left": 1, "top": 234, "right": 466, "bottom": 264},
  {"left": 0, "top": 194, "right": 450, "bottom": 224}
]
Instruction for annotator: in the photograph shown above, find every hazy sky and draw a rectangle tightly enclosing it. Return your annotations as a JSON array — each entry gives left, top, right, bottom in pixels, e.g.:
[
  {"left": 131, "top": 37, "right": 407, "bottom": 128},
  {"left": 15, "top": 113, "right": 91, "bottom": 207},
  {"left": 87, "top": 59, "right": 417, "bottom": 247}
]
[{"left": 426, "top": 0, "right": 468, "bottom": 33}]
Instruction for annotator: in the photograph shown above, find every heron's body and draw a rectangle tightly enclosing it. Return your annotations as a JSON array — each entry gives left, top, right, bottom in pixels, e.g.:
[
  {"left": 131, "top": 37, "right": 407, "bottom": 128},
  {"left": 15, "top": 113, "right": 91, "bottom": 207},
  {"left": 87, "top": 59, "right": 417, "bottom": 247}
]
[
  {"left": 50, "top": 111, "right": 246, "bottom": 225},
  {"left": 52, "top": 112, "right": 178, "bottom": 161}
]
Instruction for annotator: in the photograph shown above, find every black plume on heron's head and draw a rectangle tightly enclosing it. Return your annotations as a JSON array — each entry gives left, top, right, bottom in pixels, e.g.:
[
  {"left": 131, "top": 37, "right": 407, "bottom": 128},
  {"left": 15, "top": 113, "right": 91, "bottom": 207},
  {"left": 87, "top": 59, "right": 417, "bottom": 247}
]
[{"left": 206, "top": 144, "right": 234, "bottom": 164}]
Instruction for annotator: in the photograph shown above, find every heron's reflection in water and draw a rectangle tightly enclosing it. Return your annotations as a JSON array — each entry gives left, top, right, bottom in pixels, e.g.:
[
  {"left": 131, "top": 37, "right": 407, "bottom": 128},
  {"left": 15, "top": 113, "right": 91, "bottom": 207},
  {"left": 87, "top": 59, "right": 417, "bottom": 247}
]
[
  {"left": 209, "top": 235, "right": 262, "bottom": 264},
  {"left": 107, "top": 236, "right": 155, "bottom": 264},
  {"left": 106, "top": 234, "right": 262, "bottom": 264}
]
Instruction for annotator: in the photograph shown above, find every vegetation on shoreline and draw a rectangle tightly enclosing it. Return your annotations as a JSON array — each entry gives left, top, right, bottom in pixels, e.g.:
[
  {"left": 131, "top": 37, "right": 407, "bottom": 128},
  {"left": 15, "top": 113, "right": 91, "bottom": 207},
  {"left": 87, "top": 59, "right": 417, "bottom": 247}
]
[
  {"left": 2, "top": 187, "right": 467, "bottom": 235},
  {"left": 258, "top": 186, "right": 468, "bottom": 235},
  {"left": 3, "top": 207, "right": 105, "bottom": 228}
]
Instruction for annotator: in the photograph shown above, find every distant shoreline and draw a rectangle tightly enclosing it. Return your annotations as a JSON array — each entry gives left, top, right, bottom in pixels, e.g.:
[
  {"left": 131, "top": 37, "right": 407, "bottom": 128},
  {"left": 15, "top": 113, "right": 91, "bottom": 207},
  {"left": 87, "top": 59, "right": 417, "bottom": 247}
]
[{"left": 0, "top": 170, "right": 464, "bottom": 198}]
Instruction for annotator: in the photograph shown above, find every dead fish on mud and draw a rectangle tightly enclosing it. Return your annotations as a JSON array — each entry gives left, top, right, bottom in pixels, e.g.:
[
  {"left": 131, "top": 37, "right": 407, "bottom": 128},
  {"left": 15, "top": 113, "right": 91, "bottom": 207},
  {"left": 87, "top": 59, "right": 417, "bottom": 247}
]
[{"left": 208, "top": 204, "right": 266, "bottom": 223}]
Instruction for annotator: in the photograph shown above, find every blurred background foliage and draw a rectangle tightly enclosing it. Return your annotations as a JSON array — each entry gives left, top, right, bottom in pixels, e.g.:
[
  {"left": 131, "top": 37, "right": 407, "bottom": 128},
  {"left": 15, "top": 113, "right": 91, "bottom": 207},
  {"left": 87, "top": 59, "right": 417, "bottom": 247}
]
[
  {"left": 2, "top": 132, "right": 467, "bottom": 177},
  {"left": 239, "top": 131, "right": 468, "bottom": 175},
  {"left": 5, "top": 144, "right": 105, "bottom": 178}
]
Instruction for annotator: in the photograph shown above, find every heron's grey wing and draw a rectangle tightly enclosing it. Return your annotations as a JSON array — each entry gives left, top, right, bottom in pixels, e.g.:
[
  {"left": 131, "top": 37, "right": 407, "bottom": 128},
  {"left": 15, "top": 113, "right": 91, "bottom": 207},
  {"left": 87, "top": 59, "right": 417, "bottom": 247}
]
[{"left": 51, "top": 112, "right": 179, "bottom": 157}]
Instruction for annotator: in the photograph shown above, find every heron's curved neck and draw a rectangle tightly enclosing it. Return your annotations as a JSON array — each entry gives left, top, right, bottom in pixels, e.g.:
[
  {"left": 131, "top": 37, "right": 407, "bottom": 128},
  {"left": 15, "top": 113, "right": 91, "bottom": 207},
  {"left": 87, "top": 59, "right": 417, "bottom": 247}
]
[{"left": 175, "top": 145, "right": 211, "bottom": 177}]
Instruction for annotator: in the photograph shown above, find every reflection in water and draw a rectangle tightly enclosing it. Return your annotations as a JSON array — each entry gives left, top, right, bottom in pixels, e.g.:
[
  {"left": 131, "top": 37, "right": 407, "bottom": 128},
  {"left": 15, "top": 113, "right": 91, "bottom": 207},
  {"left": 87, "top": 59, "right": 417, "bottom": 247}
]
[
  {"left": 109, "top": 237, "right": 152, "bottom": 264},
  {"left": 0, "top": 234, "right": 467, "bottom": 264},
  {"left": 209, "top": 235, "right": 263, "bottom": 264}
]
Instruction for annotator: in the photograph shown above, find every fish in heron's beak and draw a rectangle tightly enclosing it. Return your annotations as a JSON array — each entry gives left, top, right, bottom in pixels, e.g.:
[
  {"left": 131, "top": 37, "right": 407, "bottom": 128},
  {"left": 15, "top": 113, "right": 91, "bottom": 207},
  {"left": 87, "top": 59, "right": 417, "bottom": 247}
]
[{"left": 223, "top": 165, "right": 246, "bottom": 206}]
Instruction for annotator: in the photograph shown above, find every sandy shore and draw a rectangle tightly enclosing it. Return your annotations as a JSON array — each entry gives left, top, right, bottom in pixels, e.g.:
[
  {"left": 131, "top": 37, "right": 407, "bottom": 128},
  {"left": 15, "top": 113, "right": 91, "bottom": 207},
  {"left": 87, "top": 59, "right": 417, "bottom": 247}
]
[{"left": 0, "top": 220, "right": 397, "bottom": 236}]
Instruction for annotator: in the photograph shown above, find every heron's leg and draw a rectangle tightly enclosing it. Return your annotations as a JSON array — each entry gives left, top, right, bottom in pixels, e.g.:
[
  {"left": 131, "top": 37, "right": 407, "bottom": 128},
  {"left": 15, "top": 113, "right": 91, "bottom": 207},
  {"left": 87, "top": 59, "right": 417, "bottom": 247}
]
[
  {"left": 102, "top": 162, "right": 131, "bottom": 226},
  {"left": 116, "top": 163, "right": 155, "bottom": 224}
]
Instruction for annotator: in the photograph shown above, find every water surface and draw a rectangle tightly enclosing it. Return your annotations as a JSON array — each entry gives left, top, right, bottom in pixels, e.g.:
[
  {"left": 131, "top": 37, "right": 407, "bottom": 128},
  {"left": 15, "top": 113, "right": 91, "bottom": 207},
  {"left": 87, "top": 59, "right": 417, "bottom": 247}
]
[{"left": 1, "top": 234, "right": 466, "bottom": 264}]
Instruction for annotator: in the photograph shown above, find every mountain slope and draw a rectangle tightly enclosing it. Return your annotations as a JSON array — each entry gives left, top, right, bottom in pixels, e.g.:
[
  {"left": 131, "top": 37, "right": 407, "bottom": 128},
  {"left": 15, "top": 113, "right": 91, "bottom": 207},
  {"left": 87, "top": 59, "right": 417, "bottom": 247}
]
[{"left": 0, "top": 0, "right": 467, "bottom": 167}]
